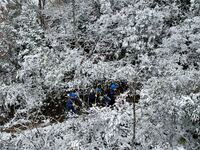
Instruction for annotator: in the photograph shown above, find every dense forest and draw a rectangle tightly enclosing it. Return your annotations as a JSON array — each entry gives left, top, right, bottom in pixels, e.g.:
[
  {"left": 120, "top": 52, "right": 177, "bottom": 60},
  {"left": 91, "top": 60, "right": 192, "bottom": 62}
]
[{"left": 0, "top": 0, "right": 200, "bottom": 149}]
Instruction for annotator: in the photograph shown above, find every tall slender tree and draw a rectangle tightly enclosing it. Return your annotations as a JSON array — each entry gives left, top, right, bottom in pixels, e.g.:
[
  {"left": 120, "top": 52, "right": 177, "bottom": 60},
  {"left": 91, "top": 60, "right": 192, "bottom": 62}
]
[
  {"left": 71, "top": 0, "right": 76, "bottom": 41},
  {"left": 38, "top": 0, "right": 47, "bottom": 29}
]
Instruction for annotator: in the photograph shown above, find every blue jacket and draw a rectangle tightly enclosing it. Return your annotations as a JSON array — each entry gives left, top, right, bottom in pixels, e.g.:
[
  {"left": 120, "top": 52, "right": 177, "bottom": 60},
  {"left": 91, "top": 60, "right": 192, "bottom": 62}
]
[
  {"left": 110, "top": 83, "right": 118, "bottom": 90},
  {"left": 66, "top": 99, "right": 76, "bottom": 113}
]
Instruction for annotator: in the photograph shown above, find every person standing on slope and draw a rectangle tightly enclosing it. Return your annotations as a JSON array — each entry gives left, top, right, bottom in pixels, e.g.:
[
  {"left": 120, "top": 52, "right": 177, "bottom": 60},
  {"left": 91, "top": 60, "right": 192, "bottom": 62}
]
[{"left": 66, "top": 92, "right": 78, "bottom": 114}]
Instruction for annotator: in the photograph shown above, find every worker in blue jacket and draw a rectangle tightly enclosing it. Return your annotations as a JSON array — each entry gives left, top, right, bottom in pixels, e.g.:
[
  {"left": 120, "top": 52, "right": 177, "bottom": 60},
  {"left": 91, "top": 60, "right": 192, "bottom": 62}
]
[
  {"left": 107, "top": 83, "right": 118, "bottom": 105},
  {"left": 66, "top": 92, "right": 78, "bottom": 113},
  {"left": 88, "top": 89, "right": 96, "bottom": 107}
]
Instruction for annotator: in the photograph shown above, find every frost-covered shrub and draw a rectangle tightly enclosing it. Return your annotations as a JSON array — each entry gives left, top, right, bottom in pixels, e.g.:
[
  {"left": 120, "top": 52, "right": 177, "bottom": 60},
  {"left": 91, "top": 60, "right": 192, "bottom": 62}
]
[
  {"left": 162, "top": 16, "right": 200, "bottom": 71},
  {"left": 140, "top": 71, "right": 200, "bottom": 149},
  {"left": 178, "top": 93, "right": 200, "bottom": 135},
  {"left": 0, "top": 3, "right": 45, "bottom": 109},
  {"left": 0, "top": 102, "right": 135, "bottom": 150},
  {"left": 190, "top": 0, "right": 200, "bottom": 16}
]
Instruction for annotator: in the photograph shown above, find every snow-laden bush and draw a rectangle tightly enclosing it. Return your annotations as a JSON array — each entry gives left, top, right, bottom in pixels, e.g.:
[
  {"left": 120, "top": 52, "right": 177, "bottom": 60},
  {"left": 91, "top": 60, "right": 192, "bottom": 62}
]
[
  {"left": 178, "top": 93, "right": 200, "bottom": 135},
  {"left": 140, "top": 71, "right": 200, "bottom": 149},
  {"left": 0, "top": 3, "right": 45, "bottom": 109},
  {"left": 162, "top": 16, "right": 200, "bottom": 71},
  {"left": 0, "top": 101, "right": 135, "bottom": 150}
]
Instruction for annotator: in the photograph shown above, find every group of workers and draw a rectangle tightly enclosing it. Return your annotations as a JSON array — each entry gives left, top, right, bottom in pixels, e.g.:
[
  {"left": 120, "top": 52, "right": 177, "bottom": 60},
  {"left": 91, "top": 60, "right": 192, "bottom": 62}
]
[{"left": 65, "top": 81, "right": 128, "bottom": 114}]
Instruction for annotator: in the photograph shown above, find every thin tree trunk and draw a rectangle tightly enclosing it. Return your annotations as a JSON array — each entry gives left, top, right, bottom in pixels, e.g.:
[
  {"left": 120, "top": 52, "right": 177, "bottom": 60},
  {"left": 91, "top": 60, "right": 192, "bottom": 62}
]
[
  {"left": 132, "top": 82, "right": 136, "bottom": 150},
  {"left": 169, "top": 108, "right": 176, "bottom": 150},
  {"left": 72, "top": 0, "right": 77, "bottom": 41},
  {"left": 38, "top": 0, "right": 47, "bottom": 29}
]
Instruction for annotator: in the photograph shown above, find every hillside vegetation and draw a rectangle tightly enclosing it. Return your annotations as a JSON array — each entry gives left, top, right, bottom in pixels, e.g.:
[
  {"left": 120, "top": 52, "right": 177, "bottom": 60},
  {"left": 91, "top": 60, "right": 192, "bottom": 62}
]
[{"left": 0, "top": 0, "right": 200, "bottom": 149}]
